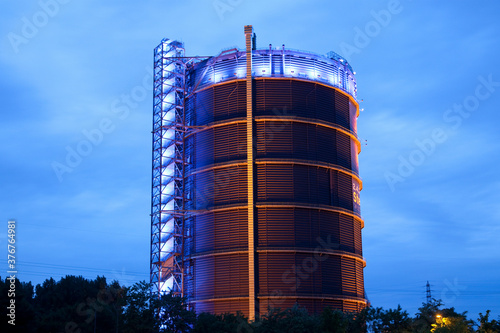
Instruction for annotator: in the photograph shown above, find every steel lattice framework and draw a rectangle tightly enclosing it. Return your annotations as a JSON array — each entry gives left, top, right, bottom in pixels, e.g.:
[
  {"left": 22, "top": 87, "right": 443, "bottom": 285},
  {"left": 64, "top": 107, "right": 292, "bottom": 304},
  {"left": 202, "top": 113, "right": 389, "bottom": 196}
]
[
  {"left": 151, "top": 39, "right": 187, "bottom": 296},
  {"left": 151, "top": 40, "right": 238, "bottom": 297}
]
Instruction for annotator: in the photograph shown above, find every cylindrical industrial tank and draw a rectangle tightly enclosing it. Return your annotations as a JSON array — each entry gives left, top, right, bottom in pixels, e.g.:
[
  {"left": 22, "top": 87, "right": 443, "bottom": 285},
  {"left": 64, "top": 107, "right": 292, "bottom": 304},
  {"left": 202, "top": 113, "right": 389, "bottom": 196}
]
[{"left": 182, "top": 47, "right": 365, "bottom": 316}]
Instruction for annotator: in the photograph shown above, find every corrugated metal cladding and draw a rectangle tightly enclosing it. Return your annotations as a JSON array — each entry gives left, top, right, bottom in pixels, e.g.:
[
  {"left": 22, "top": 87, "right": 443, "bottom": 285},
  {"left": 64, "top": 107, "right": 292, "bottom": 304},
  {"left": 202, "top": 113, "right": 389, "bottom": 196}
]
[{"left": 185, "top": 76, "right": 365, "bottom": 316}]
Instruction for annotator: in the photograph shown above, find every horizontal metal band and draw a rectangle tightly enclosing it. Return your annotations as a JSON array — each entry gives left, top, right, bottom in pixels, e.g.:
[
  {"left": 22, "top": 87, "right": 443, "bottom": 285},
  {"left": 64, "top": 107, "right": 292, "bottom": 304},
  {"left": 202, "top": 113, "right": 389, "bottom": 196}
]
[
  {"left": 190, "top": 249, "right": 249, "bottom": 259},
  {"left": 184, "top": 116, "right": 360, "bottom": 151},
  {"left": 190, "top": 78, "right": 359, "bottom": 115},
  {"left": 187, "top": 159, "right": 362, "bottom": 190},
  {"left": 256, "top": 202, "right": 363, "bottom": 227},
  {"left": 184, "top": 118, "right": 246, "bottom": 140},
  {"left": 191, "top": 78, "right": 246, "bottom": 95},
  {"left": 253, "top": 77, "right": 360, "bottom": 116},
  {"left": 186, "top": 203, "right": 249, "bottom": 216},
  {"left": 257, "top": 294, "right": 366, "bottom": 303},
  {"left": 257, "top": 247, "right": 365, "bottom": 264},
  {"left": 255, "top": 158, "right": 362, "bottom": 190},
  {"left": 254, "top": 116, "right": 361, "bottom": 152},
  {"left": 189, "top": 295, "right": 366, "bottom": 304},
  {"left": 188, "top": 160, "right": 247, "bottom": 176},
  {"left": 189, "top": 247, "right": 365, "bottom": 266},
  {"left": 189, "top": 296, "right": 249, "bottom": 303},
  {"left": 186, "top": 202, "right": 363, "bottom": 229}
]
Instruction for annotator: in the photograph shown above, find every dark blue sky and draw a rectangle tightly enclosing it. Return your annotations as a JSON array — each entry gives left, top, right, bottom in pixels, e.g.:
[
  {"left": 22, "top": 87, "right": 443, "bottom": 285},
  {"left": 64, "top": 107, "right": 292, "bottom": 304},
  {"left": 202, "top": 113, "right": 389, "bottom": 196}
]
[{"left": 1, "top": 0, "right": 499, "bottom": 319}]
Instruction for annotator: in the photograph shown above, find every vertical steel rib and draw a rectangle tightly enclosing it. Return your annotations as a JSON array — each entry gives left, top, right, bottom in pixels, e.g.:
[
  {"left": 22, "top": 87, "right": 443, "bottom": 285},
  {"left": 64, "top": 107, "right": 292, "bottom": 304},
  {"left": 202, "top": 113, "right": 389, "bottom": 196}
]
[{"left": 244, "top": 24, "right": 255, "bottom": 321}]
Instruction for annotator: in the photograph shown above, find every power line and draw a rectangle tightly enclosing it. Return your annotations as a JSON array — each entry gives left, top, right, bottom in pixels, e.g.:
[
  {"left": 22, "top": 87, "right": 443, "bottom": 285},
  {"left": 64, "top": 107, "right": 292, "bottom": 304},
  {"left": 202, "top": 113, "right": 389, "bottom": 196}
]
[{"left": 0, "top": 259, "right": 146, "bottom": 276}]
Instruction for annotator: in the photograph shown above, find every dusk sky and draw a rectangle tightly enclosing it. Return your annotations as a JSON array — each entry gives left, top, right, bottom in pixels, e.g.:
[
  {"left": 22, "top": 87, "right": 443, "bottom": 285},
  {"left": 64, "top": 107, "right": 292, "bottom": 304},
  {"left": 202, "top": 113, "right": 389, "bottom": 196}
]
[{"left": 1, "top": 0, "right": 499, "bottom": 319}]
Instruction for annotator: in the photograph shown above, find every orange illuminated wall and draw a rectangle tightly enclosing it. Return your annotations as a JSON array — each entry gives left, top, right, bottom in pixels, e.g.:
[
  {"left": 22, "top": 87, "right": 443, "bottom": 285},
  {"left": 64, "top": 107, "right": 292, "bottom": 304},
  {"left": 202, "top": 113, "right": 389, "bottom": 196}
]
[{"left": 184, "top": 78, "right": 365, "bottom": 317}]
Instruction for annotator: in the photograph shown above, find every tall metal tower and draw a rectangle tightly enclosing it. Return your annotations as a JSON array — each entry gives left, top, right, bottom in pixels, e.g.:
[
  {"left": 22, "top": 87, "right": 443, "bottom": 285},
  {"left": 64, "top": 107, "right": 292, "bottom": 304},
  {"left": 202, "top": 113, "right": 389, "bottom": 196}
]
[
  {"left": 151, "top": 39, "right": 188, "bottom": 296},
  {"left": 426, "top": 281, "right": 432, "bottom": 304}
]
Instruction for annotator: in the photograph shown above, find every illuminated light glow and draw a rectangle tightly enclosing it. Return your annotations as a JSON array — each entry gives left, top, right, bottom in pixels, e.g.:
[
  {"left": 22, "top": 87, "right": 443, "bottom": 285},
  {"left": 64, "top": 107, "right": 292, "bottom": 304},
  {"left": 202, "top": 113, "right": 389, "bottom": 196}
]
[
  {"left": 162, "top": 95, "right": 175, "bottom": 104},
  {"left": 160, "top": 157, "right": 173, "bottom": 167},
  {"left": 161, "top": 168, "right": 174, "bottom": 179},
  {"left": 160, "top": 199, "right": 174, "bottom": 211},
  {"left": 161, "top": 222, "right": 174, "bottom": 235},
  {"left": 160, "top": 231, "right": 174, "bottom": 245},
  {"left": 161, "top": 238, "right": 174, "bottom": 255},
  {"left": 162, "top": 110, "right": 175, "bottom": 122},
  {"left": 161, "top": 276, "right": 174, "bottom": 293},
  {"left": 161, "top": 183, "right": 174, "bottom": 196},
  {"left": 160, "top": 213, "right": 173, "bottom": 224},
  {"left": 163, "top": 127, "right": 175, "bottom": 137},
  {"left": 163, "top": 146, "right": 175, "bottom": 158},
  {"left": 190, "top": 48, "right": 357, "bottom": 100}
]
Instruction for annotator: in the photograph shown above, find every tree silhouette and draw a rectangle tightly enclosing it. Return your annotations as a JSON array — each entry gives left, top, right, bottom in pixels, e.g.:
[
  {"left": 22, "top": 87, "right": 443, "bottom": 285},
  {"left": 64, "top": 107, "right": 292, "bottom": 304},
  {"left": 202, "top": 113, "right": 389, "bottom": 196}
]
[{"left": 1, "top": 275, "right": 498, "bottom": 332}]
